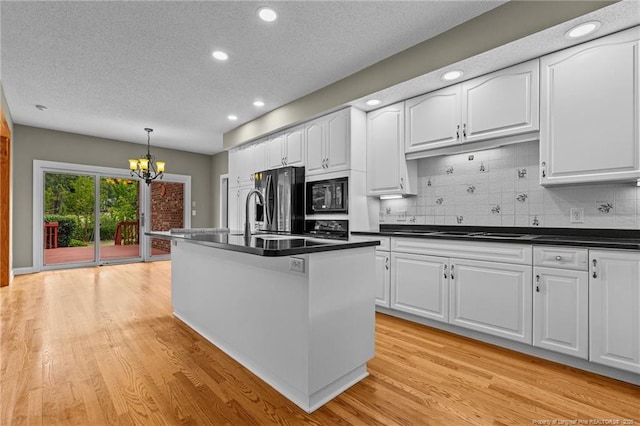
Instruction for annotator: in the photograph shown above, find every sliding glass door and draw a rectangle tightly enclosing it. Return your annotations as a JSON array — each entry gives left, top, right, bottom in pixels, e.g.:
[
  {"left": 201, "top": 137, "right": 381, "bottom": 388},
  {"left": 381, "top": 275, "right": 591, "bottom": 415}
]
[{"left": 35, "top": 160, "right": 190, "bottom": 271}]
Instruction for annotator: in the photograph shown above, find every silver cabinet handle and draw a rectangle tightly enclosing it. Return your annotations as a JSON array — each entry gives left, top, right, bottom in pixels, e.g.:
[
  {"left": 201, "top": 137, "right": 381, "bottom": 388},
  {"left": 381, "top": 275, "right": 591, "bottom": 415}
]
[
  {"left": 592, "top": 259, "right": 598, "bottom": 278},
  {"left": 450, "top": 264, "right": 455, "bottom": 280},
  {"left": 385, "top": 257, "right": 389, "bottom": 270},
  {"left": 536, "top": 274, "right": 540, "bottom": 292},
  {"left": 462, "top": 123, "right": 467, "bottom": 138},
  {"left": 456, "top": 124, "right": 460, "bottom": 140},
  {"left": 541, "top": 161, "right": 546, "bottom": 178},
  {"left": 400, "top": 177, "right": 404, "bottom": 190},
  {"left": 443, "top": 264, "right": 448, "bottom": 279},
  {"left": 555, "top": 255, "right": 562, "bottom": 261}
]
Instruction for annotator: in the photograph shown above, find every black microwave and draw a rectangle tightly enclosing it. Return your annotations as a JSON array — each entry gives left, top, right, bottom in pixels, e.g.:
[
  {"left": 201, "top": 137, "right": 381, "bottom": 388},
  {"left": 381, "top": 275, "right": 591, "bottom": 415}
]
[{"left": 306, "top": 177, "right": 348, "bottom": 214}]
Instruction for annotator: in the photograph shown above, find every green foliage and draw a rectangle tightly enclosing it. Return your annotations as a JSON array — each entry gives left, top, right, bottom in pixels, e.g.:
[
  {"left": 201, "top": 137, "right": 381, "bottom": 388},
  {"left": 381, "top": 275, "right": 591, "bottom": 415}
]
[
  {"left": 44, "top": 215, "right": 77, "bottom": 248},
  {"left": 44, "top": 174, "right": 139, "bottom": 244},
  {"left": 69, "top": 239, "right": 87, "bottom": 247}
]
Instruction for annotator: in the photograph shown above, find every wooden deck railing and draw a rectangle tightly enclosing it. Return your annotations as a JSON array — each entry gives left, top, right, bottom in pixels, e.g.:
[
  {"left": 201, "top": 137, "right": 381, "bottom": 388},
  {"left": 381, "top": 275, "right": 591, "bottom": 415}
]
[
  {"left": 44, "top": 222, "right": 59, "bottom": 249},
  {"left": 114, "top": 221, "right": 139, "bottom": 245}
]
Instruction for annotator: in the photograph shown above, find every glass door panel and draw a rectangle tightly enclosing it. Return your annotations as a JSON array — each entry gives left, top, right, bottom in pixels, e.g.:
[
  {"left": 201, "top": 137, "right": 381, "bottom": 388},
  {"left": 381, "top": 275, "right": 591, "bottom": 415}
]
[
  {"left": 99, "top": 177, "right": 141, "bottom": 262},
  {"left": 43, "top": 172, "right": 96, "bottom": 266},
  {"left": 148, "top": 181, "right": 185, "bottom": 259}
]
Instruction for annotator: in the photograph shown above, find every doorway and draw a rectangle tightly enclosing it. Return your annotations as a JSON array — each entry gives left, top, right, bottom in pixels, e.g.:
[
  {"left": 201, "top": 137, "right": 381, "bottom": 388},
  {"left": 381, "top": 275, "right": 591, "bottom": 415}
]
[{"left": 34, "top": 160, "right": 190, "bottom": 271}]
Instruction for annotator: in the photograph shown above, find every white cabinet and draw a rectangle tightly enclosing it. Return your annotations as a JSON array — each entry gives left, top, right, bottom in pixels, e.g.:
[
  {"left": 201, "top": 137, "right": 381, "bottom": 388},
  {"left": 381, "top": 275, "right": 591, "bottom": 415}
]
[
  {"left": 267, "top": 127, "right": 305, "bottom": 169},
  {"left": 366, "top": 103, "right": 417, "bottom": 196},
  {"left": 405, "top": 59, "right": 539, "bottom": 155},
  {"left": 533, "top": 246, "right": 589, "bottom": 359},
  {"left": 227, "top": 186, "right": 256, "bottom": 234},
  {"left": 351, "top": 235, "right": 390, "bottom": 307},
  {"left": 405, "top": 85, "right": 461, "bottom": 152},
  {"left": 449, "top": 258, "right": 533, "bottom": 344},
  {"left": 228, "top": 147, "right": 241, "bottom": 188},
  {"left": 253, "top": 139, "right": 267, "bottom": 175},
  {"left": 590, "top": 250, "right": 640, "bottom": 374},
  {"left": 306, "top": 110, "right": 351, "bottom": 176},
  {"left": 391, "top": 252, "right": 449, "bottom": 322},
  {"left": 540, "top": 27, "right": 640, "bottom": 185}
]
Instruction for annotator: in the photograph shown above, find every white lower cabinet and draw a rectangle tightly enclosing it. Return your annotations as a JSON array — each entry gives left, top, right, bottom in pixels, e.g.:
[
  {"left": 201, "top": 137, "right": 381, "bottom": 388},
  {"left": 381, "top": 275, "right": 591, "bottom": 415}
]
[
  {"left": 449, "top": 259, "right": 532, "bottom": 344},
  {"left": 228, "top": 186, "right": 255, "bottom": 234},
  {"left": 391, "top": 252, "right": 449, "bottom": 322},
  {"left": 590, "top": 250, "right": 640, "bottom": 374},
  {"left": 374, "top": 251, "right": 391, "bottom": 308},
  {"left": 533, "top": 266, "right": 589, "bottom": 359}
]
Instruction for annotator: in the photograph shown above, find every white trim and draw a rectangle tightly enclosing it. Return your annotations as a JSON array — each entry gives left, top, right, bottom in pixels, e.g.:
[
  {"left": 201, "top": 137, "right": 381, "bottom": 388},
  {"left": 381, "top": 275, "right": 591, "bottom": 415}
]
[
  {"left": 219, "top": 174, "right": 229, "bottom": 228},
  {"left": 13, "top": 267, "right": 36, "bottom": 276},
  {"left": 33, "top": 159, "right": 192, "bottom": 270}
]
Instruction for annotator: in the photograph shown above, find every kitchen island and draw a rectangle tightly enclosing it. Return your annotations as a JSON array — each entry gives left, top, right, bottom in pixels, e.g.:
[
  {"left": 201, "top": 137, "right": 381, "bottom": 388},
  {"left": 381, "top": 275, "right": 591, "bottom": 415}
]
[{"left": 148, "top": 230, "right": 379, "bottom": 413}]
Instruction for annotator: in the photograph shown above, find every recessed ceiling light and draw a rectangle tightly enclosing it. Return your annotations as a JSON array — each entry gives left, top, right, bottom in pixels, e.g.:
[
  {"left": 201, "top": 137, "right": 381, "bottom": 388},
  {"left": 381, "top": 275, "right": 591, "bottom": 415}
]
[
  {"left": 366, "top": 99, "right": 381, "bottom": 106},
  {"left": 253, "top": 100, "right": 265, "bottom": 107},
  {"left": 442, "top": 70, "right": 463, "bottom": 81},
  {"left": 566, "top": 21, "right": 601, "bottom": 39},
  {"left": 212, "top": 50, "right": 229, "bottom": 61},
  {"left": 228, "top": 115, "right": 238, "bottom": 121},
  {"left": 35, "top": 104, "right": 47, "bottom": 111},
  {"left": 257, "top": 7, "right": 277, "bottom": 22}
]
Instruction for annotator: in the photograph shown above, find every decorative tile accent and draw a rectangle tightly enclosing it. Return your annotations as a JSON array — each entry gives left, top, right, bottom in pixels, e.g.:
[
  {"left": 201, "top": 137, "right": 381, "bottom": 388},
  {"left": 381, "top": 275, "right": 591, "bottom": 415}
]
[
  {"left": 516, "top": 193, "right": 528, "bottom": 203},
  {"left": 597, "top": 201, "right": 613, "bottom": 214},
  {"left": 446, "top": 166, "right": 454, "bottom": 175},
  {"left": 531, "top": 215, "right": 540, "bottom": 226},
  {"left": 467, "top": 185, "right": 476, "bottom": 194},
  {"left": 479, "top": 162, "right": 486, "bottom": 172},
  {"left": 517, "top": 169, "right": 527, "bottom": 178},
  {"left": 436, "top": 198, "right": 444, "bottom": 205},
  {"left": 385, "top": 207, "right": 391, "bottom": 214},
  {"left": 427, "top": 178, "right": 432, "bottom": 187},
  {"left": 456, "top": 215, "right": 464, "bottom": 224},
  {"left": 491, "top": 205, "right": 501, "bottom": 214}
]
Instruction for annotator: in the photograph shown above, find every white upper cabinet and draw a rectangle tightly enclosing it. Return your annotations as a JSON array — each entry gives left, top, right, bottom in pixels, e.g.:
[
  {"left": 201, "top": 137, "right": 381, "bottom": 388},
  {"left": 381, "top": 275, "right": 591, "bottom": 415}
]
[
  {"left": 267, "top": 127, "right": 305, "bottom": 169},
  {"left": 405, "top": 85, "right": 462, "bottom": 153},
  {"left": 540, "top": 27, "right": 640, "bottom": 186},
  {"left": 253, "top": 139, "right": 267, "bottom": 175},
  {"left": 462, "top": 59, "right": 539, "bottom": 143},
  {"left": 405, "top": 59, "right": 539, "bottom": 156},
  {"left": 238, "top": 144, "right": 255, "bottom": 187},
  {"left": 228, "top": 147, "right": 241, "bottom": 188},
  {"left": 367, "top": 103, "right": 417, "bottom": 196},
  {"left": 305, "top": 109, "right": 352, "bottom": 176}
]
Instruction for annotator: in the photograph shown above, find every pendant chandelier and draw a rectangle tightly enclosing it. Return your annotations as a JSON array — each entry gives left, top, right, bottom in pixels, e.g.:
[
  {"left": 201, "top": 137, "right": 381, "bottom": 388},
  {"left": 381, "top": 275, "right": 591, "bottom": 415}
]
[{"left": 128, "top": 128, "right": 165, "bottom": 185}]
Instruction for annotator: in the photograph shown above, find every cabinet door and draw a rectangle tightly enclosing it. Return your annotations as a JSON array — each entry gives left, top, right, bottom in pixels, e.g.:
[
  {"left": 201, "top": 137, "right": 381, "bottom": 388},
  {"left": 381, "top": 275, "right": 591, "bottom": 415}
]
[
  {"left": 449, "top": 259, "right": 532, "bottom": 344},
  {"left": 540, "top": 27, "right": 640, "bottom": 185},
  {"left": 367, "top": 103, "right": 405, "bottom": 195},
  {"left": 305, "top": 120, "right": 325, "bottom": 175},
  {"left": 462, "top": 59, "right": 539, "bottom": 143},
  {"left": 283, "top": 126, "right": 305, "bottom": 167},
  {"left": 253, "top": 140, "right": 267, "bottom": 175},
  {"left": 391, "top": 252, "right": 448, "bottom": 322},
  {"left": 533, "top": 267, "right": 588, "bottom": 359},
  {"left": 266, "top": 134, "right": 284, "bottom": 169},
  {"left": 326, "top": 110, "right": 350, "bottom": 173},
  {"left": 228, "top": 187, "right": 241, "bottom": 232},
  {"left": 228, "top": 147, "right": 241, "bottom": 188},
  {"left": 405, "top": 85, "right": 461, "bottom": 153},
  {"left": 590, "top": 250, "right": 640, "bottom": 373},
  {"left": 238, "top": 144, "right": 254, "bottom": 187},
  {"left": 375, "top": 251, "right": 391, "bottom": 308}
]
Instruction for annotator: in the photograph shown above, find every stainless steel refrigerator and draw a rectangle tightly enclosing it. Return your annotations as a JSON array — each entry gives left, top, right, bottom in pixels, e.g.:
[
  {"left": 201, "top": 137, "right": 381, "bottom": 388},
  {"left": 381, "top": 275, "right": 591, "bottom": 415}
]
[{"left": 254, "top": 166, "right": 305, "bottom": 234}]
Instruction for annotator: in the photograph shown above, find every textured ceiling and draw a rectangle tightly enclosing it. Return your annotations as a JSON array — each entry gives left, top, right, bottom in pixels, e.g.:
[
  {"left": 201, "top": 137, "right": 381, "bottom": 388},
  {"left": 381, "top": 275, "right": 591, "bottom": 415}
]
[{"left": 1, "top": 0, "right": 506, "bottom": 155}]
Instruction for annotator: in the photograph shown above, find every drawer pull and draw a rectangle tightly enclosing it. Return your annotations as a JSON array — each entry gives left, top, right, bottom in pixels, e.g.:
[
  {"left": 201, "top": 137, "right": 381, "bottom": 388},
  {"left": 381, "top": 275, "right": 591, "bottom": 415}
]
[
  {"left": 555, "top": 255, "right": 562, "bottom": 261},
  {"left": 450, "top": 264, "right": 455, "bottom": 280},
  {"left": 592, "top": 258, "right": 598, "bottom": 278},
  {"left": 535, "top": 274, "right": 540, "bottom": 292},
  {"left": 443, "top": 264, "right": 448, "bottom": 279}
]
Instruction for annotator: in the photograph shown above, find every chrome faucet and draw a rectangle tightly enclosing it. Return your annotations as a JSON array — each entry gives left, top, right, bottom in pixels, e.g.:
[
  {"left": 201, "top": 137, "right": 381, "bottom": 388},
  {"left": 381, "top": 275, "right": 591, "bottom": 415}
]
[{"left": 244, "top": 188, "right": 264, "bottom": 241}]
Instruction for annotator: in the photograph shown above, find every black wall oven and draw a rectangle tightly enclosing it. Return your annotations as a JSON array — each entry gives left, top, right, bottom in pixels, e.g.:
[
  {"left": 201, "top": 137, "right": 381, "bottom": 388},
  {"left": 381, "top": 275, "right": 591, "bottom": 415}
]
[{"left": 306, "top": 177, "right": 348, "bottom": 215}]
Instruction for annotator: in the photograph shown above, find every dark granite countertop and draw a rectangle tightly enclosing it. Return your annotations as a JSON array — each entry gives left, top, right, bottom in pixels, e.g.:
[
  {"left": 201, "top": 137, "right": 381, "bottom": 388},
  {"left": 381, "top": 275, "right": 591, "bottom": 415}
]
[
  {"left": 351, "top": 225, "right": 640, "bottom": 250},
  {"left": 147, "top": 230, "right": 379, "bottom": 257}
]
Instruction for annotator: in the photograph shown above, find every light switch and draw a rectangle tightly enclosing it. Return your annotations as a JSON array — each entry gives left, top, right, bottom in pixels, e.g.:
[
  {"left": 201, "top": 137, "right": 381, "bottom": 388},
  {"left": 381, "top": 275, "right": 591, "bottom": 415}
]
[
  {"left": 192, "top": 210, "right": 197, "bottom": 216},
  {"left": 570, "top": 208, "right": 584, "bottom": 223}
]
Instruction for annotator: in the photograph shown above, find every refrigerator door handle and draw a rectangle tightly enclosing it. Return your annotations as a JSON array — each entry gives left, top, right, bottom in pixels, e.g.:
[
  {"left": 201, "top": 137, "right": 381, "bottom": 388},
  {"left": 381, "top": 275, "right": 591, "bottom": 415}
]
[{"left": 265, "top": 174, "right": 273, "bottom": 229}]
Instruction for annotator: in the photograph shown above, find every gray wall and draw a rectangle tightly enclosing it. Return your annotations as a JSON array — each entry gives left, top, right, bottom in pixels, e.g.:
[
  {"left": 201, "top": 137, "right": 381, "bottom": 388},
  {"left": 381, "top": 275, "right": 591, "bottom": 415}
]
[
  {"left": 210, "top": 150, "right": 228, "bottom": 228},
  {"left": 13, "top": 125, "right": 214, "bottom": 268}
]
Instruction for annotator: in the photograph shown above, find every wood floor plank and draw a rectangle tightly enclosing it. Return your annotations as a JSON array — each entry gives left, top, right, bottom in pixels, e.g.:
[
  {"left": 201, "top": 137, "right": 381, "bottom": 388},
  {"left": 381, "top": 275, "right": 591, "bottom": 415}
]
[{"left": 1, "top": 261, "right": 638, "bottom": 425}]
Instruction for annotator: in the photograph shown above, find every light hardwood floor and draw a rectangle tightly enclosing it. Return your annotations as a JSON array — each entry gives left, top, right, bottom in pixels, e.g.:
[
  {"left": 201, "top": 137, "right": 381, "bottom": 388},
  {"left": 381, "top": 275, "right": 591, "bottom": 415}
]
[{"left": 2, "top": 262, "right": 638, "bottom": 425}]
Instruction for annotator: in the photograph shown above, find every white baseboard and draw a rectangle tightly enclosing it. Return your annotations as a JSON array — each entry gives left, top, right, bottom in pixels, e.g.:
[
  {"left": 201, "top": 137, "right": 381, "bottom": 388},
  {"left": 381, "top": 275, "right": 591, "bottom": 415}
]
[{"left": 13, "top": 267, "right": 37, "bottom": 276}]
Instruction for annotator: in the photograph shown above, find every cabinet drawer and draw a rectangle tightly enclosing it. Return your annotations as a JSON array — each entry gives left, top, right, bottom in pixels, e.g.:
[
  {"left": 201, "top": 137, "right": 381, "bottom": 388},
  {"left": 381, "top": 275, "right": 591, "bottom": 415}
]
[
  {"left": 350, "top": 235, "right": 390, "bottom": 251},
  {"left": 392, "top": 237, "right": 532, "bottom": 265},
  {"left": 533, "top": 246, "right": 588, "bottom": 270}
]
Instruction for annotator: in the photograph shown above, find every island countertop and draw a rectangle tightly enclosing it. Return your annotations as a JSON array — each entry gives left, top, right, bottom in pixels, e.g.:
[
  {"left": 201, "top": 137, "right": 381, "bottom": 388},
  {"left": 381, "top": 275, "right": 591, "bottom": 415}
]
[{"left": 147, "top": 230, "right": 379, "bottom": 257}]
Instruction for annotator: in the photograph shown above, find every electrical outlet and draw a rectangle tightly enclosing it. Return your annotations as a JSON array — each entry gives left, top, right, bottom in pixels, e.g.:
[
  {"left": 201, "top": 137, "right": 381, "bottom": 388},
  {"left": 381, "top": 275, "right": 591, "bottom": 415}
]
[
  {"left": 192, "top": 210, "right": 197, "bottom": 216},
  {"left": 289, "top": 257, "right": 305, "bottom": 273},
  {"left": 398, "top": 210, "right": 407, "bottom": 221},
  {"left": 570, "top": 207, "right": 584, "bottom": 223}
]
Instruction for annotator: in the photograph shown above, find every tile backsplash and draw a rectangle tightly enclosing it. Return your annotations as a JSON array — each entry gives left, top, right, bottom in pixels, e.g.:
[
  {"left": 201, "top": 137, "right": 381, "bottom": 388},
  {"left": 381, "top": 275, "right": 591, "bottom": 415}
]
[{"left": 380, "top": 141, "right": 639, "bottom": 229}]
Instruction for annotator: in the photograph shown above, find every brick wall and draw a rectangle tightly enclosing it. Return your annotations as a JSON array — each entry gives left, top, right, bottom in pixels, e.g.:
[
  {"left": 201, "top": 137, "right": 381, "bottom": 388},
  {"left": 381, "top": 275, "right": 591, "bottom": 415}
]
[{"left": 151, "top": 182, "right": 184, "bottom": 253}]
